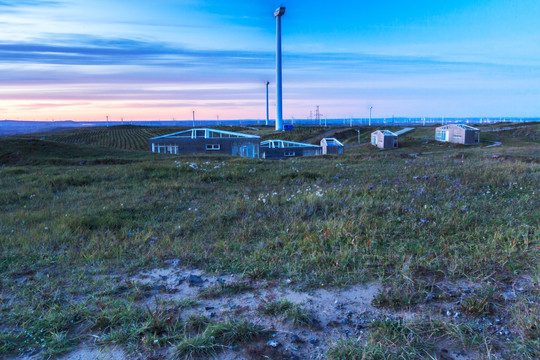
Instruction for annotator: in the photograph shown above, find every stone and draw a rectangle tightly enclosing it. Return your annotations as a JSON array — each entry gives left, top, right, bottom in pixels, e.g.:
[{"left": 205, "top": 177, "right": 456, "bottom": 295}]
[
  {"left": 187, "top": 274, "right": 203, "bottom": 285},
  {"left": 266, "top": 340, "right": 280, "bottom": 348}
]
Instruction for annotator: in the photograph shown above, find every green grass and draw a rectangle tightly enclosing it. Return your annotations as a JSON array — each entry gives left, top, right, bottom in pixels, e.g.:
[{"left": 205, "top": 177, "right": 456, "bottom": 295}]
[
  {"left": 0, "top": 124, "right": 539, "bottom": 358},
  {"left": 327, "top": 318, "right": 492, "bottom": 360},
  {"left": 260, "top": 299, "right": 313, "bottom": 326},
  {"left": 174, "top": 320, "right": 266, "bottom": 359}
]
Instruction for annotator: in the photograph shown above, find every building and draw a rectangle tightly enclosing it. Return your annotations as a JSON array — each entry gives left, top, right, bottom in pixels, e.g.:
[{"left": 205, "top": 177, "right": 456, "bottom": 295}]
[
  {"left": 149, "top": 128, "right": 260, "bottom": 158},
  {"left": 320, "top": 138, "right": 344, "bottom": 154},
  {"left": 435, "top": 124, "right": 480, "bottom": 145},
  {"left": 260, "top": 140, "right": 322, "bottom": 159},
  {"left": 371, "top": 130, "right": 398, "bottom": 150}
]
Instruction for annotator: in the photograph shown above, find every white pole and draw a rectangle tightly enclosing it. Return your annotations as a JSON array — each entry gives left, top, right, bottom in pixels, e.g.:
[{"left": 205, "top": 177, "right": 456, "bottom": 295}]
[
  {"left": 274, "top": 7, "right": 285, "bottom": 131},
  {"left": 369, "top": 106, "right": 373, "bottom": 126},
  {"left": 265, "top": 81, "right": 270, "bottom": 126}
]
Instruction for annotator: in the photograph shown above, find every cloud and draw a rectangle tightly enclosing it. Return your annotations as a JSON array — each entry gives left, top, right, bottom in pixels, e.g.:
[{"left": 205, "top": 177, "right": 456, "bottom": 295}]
[
  {"left": 1, "top": 33, "right": 520, "bottom": 77},
  {"left": 0, "top": 0, "right": 61, "bottom": 7},
  {"left": 0, "top": 35, "right": 274, "bottom": 70}
]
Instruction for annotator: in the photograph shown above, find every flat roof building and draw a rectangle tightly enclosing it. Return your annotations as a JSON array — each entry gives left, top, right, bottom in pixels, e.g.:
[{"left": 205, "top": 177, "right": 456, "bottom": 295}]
[
  {"left": 435, "top": 124, "right": 480, "bottom": 145},
  {"left": 149, "top": 128, "right": 260, "bottom": 158},
  {"left": 320, "top": 137, "right": 344, "bottom": 155},
  {"left": 260, "top": 140, "right": 322, "bottom": 159},
  {"left": 371, "top": 130, "right": 398, "bottom": 150}
]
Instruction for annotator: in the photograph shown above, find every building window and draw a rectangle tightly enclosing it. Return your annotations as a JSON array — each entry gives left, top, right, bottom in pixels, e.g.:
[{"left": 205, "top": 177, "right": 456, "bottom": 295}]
[
  {"left": 436, "top": 131, "right": 448, "bottom": 141},
  {"left": 371, "top": 136, "right": 377, "bottom": 145},
  {"left": 205, "top": 144, "right": 220, "bottom": 150},
  {"left": 284, "top": 151, "right": 295, "bottom": 157},
  {"left": 453, "top": 134, "right": 462, "bottom": 138}
]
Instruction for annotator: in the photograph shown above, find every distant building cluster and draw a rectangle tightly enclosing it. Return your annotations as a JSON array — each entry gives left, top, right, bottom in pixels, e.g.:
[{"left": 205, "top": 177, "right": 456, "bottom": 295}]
[
  {"left": 149, "top": 125, "right": 480, "bottom": 158},
  {"left": 149, "top": 128, "right": 345, "bottom": 159}
]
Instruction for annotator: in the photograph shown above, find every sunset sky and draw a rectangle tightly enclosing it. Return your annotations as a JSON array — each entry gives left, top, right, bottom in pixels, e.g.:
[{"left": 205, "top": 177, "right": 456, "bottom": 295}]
[{"left": 1, "top": 0, "right": 539, "bottom": 121}]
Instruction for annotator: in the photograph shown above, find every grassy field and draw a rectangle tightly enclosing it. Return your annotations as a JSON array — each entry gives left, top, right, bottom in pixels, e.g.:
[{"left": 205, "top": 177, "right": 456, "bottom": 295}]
[{"left": 0, "top": 123, "right": 539, "bottom": 359}]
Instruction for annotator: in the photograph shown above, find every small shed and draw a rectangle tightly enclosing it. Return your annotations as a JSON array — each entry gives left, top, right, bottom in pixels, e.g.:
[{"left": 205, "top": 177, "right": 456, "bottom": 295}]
[
  {"left": 435, "top": 124, "right": 480, "bottom": 145},
  {"left": 149, "top": 128, "right": 260, "bottom": 158},
  {"left": 320, "top": 138, "right": 344, "bottom": 155},
  {"left": 260, "top": 140, "right": 322, "bottom": 159},
  {"left": 371, "top": 130, "right": 398, "bottom": 150}
]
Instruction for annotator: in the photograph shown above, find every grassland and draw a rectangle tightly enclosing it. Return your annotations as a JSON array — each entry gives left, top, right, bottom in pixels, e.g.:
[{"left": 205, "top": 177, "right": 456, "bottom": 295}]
[{"left": 0, "top": 123, "right": 539, "bottom": 359}]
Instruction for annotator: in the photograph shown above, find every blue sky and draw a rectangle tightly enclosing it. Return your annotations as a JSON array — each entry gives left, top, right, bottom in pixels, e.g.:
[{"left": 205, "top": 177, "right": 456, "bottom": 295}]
[{"left": 0, "top": 0, "right": 539, "bottom": 121}]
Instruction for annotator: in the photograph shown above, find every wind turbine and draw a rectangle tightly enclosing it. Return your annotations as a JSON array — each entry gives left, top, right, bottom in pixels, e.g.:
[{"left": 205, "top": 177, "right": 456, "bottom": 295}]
[
  {"left": 274, "top": 6, "right": 285, "bottom": 131},
  {"left": 265, "top": 81, "right": 270, "bottom": 126}
]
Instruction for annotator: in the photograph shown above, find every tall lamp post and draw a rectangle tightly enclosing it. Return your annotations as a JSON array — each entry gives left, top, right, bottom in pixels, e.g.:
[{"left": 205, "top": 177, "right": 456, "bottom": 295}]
[
  {"left": 274, "top": 6, "right": 285, "bottom": 131},
  {"left": 265, "top": 81, "right": 270, "bottom": 126},
  {"left": 369, "top": 106, "right": 373, "bottom": 127}
]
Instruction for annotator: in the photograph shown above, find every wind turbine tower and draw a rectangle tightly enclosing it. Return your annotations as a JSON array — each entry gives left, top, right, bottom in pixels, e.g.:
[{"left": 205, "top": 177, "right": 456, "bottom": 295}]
[
  {"left": 274, "top": 6, "right": 285, "bottom": 131},
  {"left": 265, "top": 81, "right": 270, "bottom": 126}
]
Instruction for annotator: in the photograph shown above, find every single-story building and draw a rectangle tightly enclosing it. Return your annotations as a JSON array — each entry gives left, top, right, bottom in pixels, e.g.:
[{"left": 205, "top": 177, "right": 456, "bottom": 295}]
[
  {"left": 371, "top": 130, "right": 398, "bottom": 150},
  {"left": 435, "top": 124, "right": 480, "bottom": 145},
  {"left": 260, "top": 140, "right": 322, "bottom": 159},
  {"left": 149, "top": 128, "right": 260, "bottom": 158},
  {"left": 320, "top": 137, "right": 344, "bottom": 154}
]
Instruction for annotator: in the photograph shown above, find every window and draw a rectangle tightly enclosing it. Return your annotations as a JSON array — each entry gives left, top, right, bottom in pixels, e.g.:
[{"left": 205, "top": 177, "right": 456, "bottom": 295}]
[
  {"left": 284, "top": 151, "right": 295, "bottom": 157},
  {"left": 205, "top": 144, "right": 220, "bottom": 150},
  {"left": 436, "top": 131, "right": 448, "bottom": 141},
  {"left": 371, "top": 135, "right": 377, "bottom": 145},
  {"left": 453, "top": 134, "right": 462, "bottom": 139}
]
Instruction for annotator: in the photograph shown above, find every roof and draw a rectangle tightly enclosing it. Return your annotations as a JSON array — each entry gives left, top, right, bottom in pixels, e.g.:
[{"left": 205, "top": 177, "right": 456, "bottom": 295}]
[
  {"left": 321, "top": 138, "right": 344, "bottom": 146},
  {"left": 150, "top": 128, "right": 260, "bottom": 140},
  {"left": 455, "top": 124, "right": 480, "bottom": 131},
  {"left": 260, "top": 140, "right": 321, "bottom": 148},
  {"left": 373, "top": 130, "right": 398, "bottom": 136},
  {"left": 437, "top": 124, "right": 480, "bottom": 131}
]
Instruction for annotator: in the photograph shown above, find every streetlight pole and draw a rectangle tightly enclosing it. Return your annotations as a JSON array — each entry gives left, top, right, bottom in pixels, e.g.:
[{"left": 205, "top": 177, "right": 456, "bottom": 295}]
[
  {"left": 274, "top": 6, "right": 285, "bottom": 131},
  {"left": 369, "top": 106, "right": 373, "bottom": 127},
  {"left": 192, "top": 110, "right": 195, "bottom": 128},
  {"left": 265, "top": 81, "right": 270, "bottom": 126}
]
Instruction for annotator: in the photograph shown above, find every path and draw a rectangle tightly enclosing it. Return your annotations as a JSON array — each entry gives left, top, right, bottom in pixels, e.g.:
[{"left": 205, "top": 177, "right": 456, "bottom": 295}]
[
  {"left": 303, "top": 128, "right": 340, "bottom": 144},
  {"left": 394, "top": 127, "right": 415, "bottom": 135},
  {"left": 484, "top": 140, "right": 502, "bottom": 148}
]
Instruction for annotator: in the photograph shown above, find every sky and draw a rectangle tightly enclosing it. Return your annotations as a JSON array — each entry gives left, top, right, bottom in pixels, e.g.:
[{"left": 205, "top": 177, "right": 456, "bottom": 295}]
[{"left": 1, "top": 0, "right": 540, "bottom": 121}]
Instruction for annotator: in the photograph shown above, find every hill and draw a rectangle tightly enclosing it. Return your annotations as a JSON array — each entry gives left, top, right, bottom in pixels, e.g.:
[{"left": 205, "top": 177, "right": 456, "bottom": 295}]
[{"left": 0, "top": 124, "right": 539, "bottom": 359}]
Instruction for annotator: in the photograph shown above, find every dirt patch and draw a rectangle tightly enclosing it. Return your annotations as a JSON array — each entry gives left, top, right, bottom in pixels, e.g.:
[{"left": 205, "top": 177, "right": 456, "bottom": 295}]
[
  {"left": 7, "top": 345, "right": 127, "bottom": 360},
  {"left": 127, "top": 263, "right": 382, "bottom": 358},
  {"left": 46, "top": 263, "right": 537, "bottom": 359}
]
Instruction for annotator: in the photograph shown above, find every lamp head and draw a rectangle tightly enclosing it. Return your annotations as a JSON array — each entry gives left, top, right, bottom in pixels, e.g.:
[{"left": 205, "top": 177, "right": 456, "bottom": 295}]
[{"left": 274, "top": 6, "right": 285, "bottom": 17}]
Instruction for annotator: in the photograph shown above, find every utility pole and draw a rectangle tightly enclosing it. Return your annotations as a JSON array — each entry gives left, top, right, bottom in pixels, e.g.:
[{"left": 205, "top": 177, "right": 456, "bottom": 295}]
[
  {"left": 369, "top": 106, "right": 373, "bottom": 126},
  {"left": 274, "top": 6, "right": 285, "bottom": 131},
  {"left": 192, "top": 111, "right": 195, "bottom": 128},
  {"left": 106, "top": 115, "right": 109, "bottom": 127}
]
